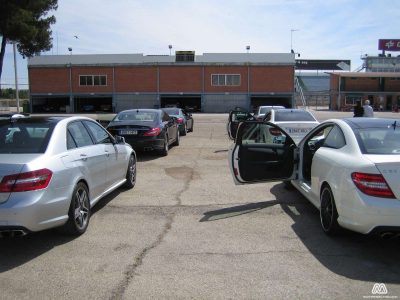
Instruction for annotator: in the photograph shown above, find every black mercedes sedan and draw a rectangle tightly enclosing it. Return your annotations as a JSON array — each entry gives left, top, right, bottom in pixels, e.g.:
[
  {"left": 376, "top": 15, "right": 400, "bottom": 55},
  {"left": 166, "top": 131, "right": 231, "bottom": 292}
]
[{"left": 107, "top": 109, "right": 179, "bottom": 156}]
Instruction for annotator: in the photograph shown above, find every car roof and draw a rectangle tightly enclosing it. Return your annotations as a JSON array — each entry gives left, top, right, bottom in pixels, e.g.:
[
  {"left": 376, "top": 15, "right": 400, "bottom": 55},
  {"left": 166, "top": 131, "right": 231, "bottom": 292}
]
[
  {"left": 0, "top": 115, "right": 66, "bottom": 125},
  {"left": 0, "top": 115, "right": 100, "bottom": 127},
  {"left": 343, "top": 118, "right": 400, "bottom": 129},
  {"left": 119, "top": 109, "right": 162, "bottom": 114},
  {"left": 259, "top": 105, "right": 285, "bottom": 108}
]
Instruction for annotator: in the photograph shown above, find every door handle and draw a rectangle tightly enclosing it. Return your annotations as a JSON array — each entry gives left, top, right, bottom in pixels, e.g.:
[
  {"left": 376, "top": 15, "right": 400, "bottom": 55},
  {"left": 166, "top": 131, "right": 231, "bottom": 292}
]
[{"left": 80, "top": 154, "right": 88, "bottom": 161}]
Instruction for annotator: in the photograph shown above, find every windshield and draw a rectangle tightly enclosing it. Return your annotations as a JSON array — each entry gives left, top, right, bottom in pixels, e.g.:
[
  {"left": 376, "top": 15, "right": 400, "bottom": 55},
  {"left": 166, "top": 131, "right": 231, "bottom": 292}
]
[
  {"left": 0, "top": 122, "right": 54, "bottom": 153},
  {"left": 113, "top": 111, "right": 158, "bottom": 122},
  {"left": 259, "top": 106, "right": 284, "bottom": 114},
  {"left": 163, "top": 108, "right": 180, "bottom": 115},
  {"left": 356, "top": 128, "right": 400, "bottom": 154},
  {"left": 274, "top": 110, "right": 316, "bottom": 122}
]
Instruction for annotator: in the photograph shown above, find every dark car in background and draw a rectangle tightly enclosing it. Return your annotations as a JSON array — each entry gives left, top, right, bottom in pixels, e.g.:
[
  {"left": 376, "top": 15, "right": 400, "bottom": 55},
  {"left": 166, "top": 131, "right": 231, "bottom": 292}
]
[
  {"left": 162, "top": 107, "right": 194, "bottom": 136},
  {"left": 107, "top": 109, "right": 179, "bottom": 156}
]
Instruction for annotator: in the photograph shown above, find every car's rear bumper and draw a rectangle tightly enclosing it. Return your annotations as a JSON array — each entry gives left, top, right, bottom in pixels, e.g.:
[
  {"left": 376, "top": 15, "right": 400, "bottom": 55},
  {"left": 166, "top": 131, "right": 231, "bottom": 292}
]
[
  {"left": 123, "top": 136, "right": 164, "bottom": 151},
  {"left": 337, "top": 189, "right": 400, "bottom": 234},
  {"left": 0, "top": 189, "right": 70, "bottom": 233}
]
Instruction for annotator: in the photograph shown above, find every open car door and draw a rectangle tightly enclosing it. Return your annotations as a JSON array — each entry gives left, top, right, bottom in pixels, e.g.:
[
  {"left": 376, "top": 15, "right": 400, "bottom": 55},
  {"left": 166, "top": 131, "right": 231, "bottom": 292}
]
[
  {"left": 227, "top": 109, "right": 254, "bottom": 140},
  {"left": 229, "top": 120, "right": 298, "bottom": 184}
]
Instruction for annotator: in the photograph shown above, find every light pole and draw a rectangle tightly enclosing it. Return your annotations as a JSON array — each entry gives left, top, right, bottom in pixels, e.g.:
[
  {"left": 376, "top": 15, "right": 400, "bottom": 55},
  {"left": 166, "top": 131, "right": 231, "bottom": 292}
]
[
  {"left": 290, "top": 29, "right": 299, "bottom": 52},
  {"left": 169, "top": 45, "right": 172, "bottom": 56},
  {"left": 246, "top": 45, "right": 250, "bottom": 53},
  {"left": 13, "top": 43, "right": 20, "bottom": 113}
]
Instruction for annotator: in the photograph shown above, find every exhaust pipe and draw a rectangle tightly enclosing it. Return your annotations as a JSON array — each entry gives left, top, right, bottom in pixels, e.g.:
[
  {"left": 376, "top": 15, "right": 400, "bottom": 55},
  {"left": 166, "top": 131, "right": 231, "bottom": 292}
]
[
  {"left": 0, "top": 229, "right": 28, "bottom": 238},
  {"left": 380, "top": 232, "right": 395, "bottom": 239}
]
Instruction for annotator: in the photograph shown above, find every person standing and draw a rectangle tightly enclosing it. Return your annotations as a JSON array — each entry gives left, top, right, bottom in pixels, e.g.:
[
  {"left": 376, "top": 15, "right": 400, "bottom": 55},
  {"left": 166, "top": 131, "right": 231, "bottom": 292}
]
[
  {"left": 363, "top": 100, "right": 374, "bottom": 117},
  {"left": 353, "top": 100, "right": 364, "bottom": 117}
]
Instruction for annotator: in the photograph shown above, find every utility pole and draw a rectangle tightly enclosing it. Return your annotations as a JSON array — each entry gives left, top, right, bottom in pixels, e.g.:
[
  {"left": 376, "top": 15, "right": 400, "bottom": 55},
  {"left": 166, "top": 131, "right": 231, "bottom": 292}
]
[{"left": 13, "top": 43, "right": 20, "bottom": 113}]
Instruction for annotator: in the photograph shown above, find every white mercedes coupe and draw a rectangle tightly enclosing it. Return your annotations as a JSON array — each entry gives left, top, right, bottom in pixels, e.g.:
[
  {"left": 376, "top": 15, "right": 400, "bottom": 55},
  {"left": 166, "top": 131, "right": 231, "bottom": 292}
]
[{"left": 229, "top": 117, "right": 400, "bottom": 236}]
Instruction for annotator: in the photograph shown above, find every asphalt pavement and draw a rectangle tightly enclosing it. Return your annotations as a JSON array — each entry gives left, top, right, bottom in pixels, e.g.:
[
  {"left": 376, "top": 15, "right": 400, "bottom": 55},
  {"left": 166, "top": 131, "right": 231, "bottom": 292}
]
[{"left": 0, "top": 110, "right": 400, "bottom": 299}]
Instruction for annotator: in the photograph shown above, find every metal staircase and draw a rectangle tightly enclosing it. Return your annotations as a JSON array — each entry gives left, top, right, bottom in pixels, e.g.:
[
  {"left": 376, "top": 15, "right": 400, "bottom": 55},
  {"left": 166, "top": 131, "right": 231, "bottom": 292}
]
[{"left": 295, "top": 76, "right": 307, "bottom": 108}]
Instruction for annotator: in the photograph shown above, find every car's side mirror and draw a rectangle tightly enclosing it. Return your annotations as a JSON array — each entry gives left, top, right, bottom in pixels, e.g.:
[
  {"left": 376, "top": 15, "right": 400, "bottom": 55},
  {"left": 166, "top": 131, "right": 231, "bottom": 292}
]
[{"left": 115, "top": 135, "right": 125, "bottom": 144}]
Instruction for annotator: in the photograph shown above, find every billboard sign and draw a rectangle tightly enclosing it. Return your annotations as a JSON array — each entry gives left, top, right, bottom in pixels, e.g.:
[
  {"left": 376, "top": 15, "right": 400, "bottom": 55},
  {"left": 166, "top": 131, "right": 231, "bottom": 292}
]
[
  {"left": 295, "top": 59, "right": 351, "bottom": 70},
  {"left": 378, "top": 39, "right": 400, "bottom": 51}
]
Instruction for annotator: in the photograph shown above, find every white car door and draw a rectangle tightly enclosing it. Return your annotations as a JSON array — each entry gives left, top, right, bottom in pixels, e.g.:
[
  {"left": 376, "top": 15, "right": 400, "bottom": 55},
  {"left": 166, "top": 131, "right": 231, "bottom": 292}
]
[{"left": 229, "top": 120, "right": 297, "bottom": 185}]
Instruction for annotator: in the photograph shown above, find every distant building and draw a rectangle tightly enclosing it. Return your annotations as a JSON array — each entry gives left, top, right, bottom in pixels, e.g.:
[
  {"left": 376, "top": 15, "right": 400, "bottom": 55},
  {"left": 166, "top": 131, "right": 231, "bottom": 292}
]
[
  {"left": 28, "top": 52, "right": 296, "bottom": 113},
  {"left": 329, "top": 72, "right": 400, "bottom": 111}
]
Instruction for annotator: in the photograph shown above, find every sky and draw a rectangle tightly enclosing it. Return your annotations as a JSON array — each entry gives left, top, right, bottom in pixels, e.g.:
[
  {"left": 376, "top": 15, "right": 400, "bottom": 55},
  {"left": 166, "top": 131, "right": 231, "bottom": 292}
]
[{"left": 1, "top": 0, "right": 400, "bottom": 89}]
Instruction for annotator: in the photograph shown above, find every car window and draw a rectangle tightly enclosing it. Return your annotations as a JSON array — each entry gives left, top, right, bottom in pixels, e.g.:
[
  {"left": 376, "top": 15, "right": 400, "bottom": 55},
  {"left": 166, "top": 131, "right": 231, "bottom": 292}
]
[
  {"left": 163, "top": 108, "right": 180, "bottom": 115},
  {"left": 0, "top": 122, "right": 54, "bottom": 153},
  {"left": 67, "top": 121, "right": 94, "bottom": 149},
  {"left": 241, "top": 123, "right": 286, "bottom": 145},
  {"left": 83, "top": 120, "right": 112, "bottom": 144},
  {"left": 113, "top": 111, "right": 157, "bottom": 122},
  {"left": 356, "top": 128, "right": 400, "bottom": 154},
  {"left": 162, "top": 112, "right": 170, "bottom": 122},
  {"left": 67, "top": 130, "right": 77, "bottom": 149},
  {"left": 274, "top": 110, "right": 316, "bottom": 122},
  {"left": 322, "top": 125, "right": 346, "bottom": 149}
]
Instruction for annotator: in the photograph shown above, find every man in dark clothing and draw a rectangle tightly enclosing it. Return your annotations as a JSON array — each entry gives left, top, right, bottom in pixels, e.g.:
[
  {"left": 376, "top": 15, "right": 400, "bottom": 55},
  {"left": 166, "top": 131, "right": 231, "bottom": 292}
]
[{"left": 353, "top": 100, "right": 364, "bottom": 117}]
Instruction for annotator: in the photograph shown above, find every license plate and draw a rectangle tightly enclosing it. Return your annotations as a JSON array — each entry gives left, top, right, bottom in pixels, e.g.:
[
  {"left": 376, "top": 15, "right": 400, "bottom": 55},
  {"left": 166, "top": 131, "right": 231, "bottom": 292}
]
[
  {"left": 120, "top": 130, "right": 138, "bottom": 135},
  {"left": 287, "top": 128, "right": 310, "bottom": 134}
]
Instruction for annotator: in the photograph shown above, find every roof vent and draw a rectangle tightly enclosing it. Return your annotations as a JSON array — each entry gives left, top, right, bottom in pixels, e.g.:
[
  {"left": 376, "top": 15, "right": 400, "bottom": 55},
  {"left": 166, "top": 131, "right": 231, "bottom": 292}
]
[{"left": 175, "top": 51, "right": 195, "bottom": 62}]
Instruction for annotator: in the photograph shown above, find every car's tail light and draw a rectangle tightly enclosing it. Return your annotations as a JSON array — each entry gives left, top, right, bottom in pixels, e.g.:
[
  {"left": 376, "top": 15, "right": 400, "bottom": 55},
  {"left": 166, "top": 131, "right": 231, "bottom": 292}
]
[
  {"left": 351, "top": 172, "right": 395, "bottom": 198},
  {"left": 176, "top": 117, "right": 184, "bottom": 124},
  {"left": 143, "top": 127, "right": 161, "bottom": 137},
  {"left": 0, "top": 169, "right": 53, "bottom": 192},
  {"left": 269, "top": 128, "right": 282, "bottom": 136}
]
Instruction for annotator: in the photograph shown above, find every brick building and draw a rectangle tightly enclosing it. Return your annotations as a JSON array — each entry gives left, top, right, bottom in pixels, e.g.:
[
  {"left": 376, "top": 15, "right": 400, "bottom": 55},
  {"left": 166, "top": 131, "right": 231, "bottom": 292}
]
[
  {"left": 27, "top": 52, "right": 296, "bottom": 113},
  {"left": 329, "top": 72, "right": 400, "bottom": 111}
]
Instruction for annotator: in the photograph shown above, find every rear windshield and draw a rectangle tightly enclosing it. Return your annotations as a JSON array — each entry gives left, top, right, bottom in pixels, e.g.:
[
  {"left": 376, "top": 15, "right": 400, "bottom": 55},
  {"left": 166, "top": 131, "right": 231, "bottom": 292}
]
[
  {"left": 0, "top": 122, "right": 54, "bottom": 153},
  {"left": 356, "top": 128, "right": 400, "bottom": 154},
  {"left": 259, "top": 106, "right": 284, "bottom": 114},
  {"left": 113, "top": 111, "right": 158, "bottom": 122},
  {"left": 163, "top": 108, "right": 180, "bottom": 115},
  {"left": 274, "top": 110, "right": 316, "bottom": 122}
]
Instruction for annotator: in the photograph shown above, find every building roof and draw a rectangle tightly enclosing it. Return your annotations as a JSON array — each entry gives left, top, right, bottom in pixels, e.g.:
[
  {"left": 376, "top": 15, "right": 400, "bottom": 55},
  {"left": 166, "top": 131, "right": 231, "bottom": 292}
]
[
  {"left": 327, "top": 72, "right": 400, "bottom": 77},
  {"left": 28, "top": 53, "right": 295, "bottom": 67}
]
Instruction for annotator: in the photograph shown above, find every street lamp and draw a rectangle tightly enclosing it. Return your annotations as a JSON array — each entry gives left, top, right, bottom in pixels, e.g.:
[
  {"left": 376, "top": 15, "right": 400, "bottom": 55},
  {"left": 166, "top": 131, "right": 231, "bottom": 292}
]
[
  {"left": 246, "top": 45, "right": 250, "bottom": 53},
  {"left": 168, "top": 45, "right": 172, "bottom": 56},
  {"left": 68, "top": 47, "right": 72, "bottom": 55}
]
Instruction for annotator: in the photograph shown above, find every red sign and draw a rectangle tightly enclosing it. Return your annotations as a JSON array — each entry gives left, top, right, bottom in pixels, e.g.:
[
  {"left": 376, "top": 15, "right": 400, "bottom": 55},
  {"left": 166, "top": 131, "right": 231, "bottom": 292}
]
[{"left": 378, "top": 39, "right": 400, "bottom": 51}]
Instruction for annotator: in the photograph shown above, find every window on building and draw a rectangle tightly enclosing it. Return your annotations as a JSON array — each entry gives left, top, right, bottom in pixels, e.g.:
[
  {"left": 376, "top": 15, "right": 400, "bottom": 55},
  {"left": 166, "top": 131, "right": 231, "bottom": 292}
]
[
  {"left": 79, "top": 75, "right": 107, "bottom": 86},
  {"left": 211, "top": 74, "right": 241, "bottom": 86}
]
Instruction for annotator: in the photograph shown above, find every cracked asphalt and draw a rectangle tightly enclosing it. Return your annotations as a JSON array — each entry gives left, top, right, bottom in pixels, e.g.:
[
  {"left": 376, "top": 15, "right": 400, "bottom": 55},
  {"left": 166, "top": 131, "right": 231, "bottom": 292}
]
[{"left": 1, "top": 111, "right": 400, "bottom": 300}]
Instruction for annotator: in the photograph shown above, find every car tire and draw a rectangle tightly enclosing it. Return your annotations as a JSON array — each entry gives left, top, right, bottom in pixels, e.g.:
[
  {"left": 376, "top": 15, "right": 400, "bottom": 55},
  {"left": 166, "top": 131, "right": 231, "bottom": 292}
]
[
  {"left": 61, "top": 182, "right": 90, "bottom": 235},
  {"left": 283, "top": 180, "right": 294, "bottom": 190},
  {"left": 173, "top": 130, "right": 180, "bottom": 146},
  {"left": 181, "top": 124, "right": 187, "bottom": 136},
  {"left": 160, "top": 136, "right": 169, "bottom": 156},
  {"left": 124, "top": 154, "right": 136, "bottom": 189},
  {"left": 320, "top": 185, "right": 340, "bottom": 235}
]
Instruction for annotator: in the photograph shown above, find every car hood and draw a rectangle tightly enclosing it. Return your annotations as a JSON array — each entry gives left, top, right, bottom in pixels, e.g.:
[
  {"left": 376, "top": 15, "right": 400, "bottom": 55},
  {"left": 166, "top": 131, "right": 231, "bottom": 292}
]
[{"left": 365, "top": 155, "right": 400, "bottom": 199}]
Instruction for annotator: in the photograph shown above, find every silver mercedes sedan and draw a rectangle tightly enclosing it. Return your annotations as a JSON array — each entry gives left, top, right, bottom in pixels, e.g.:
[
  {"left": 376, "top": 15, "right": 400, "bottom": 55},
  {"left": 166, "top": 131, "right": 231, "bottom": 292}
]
[{"left": 0, "top": 115, "right": 136, "bottom": 237}]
